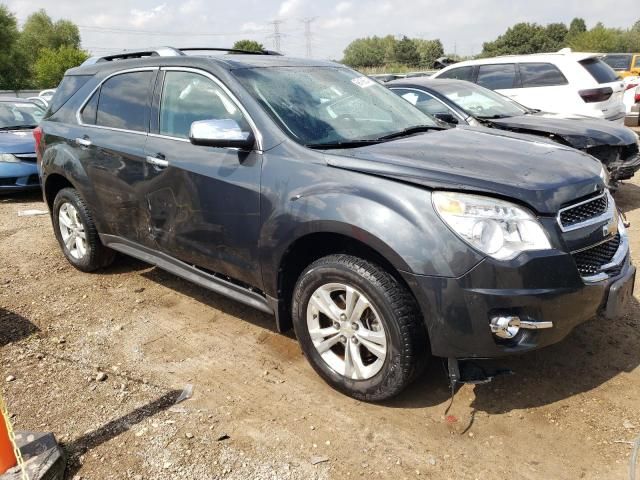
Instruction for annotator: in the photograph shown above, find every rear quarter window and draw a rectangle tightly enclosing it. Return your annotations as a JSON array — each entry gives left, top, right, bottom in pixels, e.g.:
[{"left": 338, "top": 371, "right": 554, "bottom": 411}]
[
  {"left": 519, "top": 63, "right": 568, "bottom": 87},
  {"left": 47, "top": 75, "right": 93, "bottom": 115},
  {"left": 580, "top": 58, "right": 620, "bottom": 84}
]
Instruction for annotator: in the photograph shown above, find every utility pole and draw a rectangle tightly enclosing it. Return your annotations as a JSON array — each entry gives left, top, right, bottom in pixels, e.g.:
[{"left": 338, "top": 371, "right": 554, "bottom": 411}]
[
  {"left": 301, "top": 17, "right": 317, "bottom": 58},
  {"left": 269, "top": 20, "right": 283, "bottom": 52}
]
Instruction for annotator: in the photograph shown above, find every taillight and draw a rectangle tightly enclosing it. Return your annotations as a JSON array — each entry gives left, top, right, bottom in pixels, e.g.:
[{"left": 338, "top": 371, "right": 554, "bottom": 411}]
[
  {"left": 635, "top": 87, "right": 640, "bottom": 103},
  {"left": 579, "top": 87, "right": 613, "bottom": 103},
  {"left": 33, "top": 126, "right": 43, "bottom": 162},
  {"left": 625, "top": 83, "right": 638, "bottom": 91}
]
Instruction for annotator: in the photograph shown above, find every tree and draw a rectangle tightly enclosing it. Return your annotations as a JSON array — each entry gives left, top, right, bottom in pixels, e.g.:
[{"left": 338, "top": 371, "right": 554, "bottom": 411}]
[
  {"left": 0, "top": 5, "right": 29, "bottom": 89},
  {"left": 231, "top": 40, "right": 264, "bottom": 53},
  {"left": 342, "top": 36, "right": 388, "bottom": 67},
  {"left": 568, "top": 24, "right": 638, "bottom": 52},
  {"left": 413, "top": 39, "right": 444, "bottom": 68},
  {"left": 392, "top": 36, "right": 420, "bottom": 66},
  {"left": 34, "top": 46, "right": 88, "bottom": 88},
  {"left": 481, "top": 22, "right": 567, "bottom": 57},
  {"left": 568, "top": 17, "right": 587, "bottom": 39},
  {"left": 632, "top": 19, "right": 640, "bottom": 33}
]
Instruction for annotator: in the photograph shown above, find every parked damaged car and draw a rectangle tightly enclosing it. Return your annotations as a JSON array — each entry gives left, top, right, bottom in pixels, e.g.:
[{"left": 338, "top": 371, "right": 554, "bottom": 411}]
[
  {"left": 389, "top": 78, "right": 640, "bottom": 186},
  {"left": 37, "top": 48, "right": 634, "bottom": 401}
]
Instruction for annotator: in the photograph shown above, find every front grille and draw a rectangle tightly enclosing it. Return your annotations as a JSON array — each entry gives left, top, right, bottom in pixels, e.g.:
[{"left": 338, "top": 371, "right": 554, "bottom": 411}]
[
  {"left": 573, "top": 234, "right": 621, "bottom": 277},
  {"left": 559, "top": 194, "right": 608, "bottom": 229}
]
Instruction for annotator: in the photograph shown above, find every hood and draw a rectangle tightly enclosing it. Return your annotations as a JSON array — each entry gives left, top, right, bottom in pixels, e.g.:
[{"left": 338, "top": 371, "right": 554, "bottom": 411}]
[
  {"left": 0, "top": 130, "right": 36, "bottom": 154},
  {"left": 488, "top": 112, "right": 638, "bottom": 149},
  {"left": 324, "top": 126, "right": 604, "bottom": 215}
]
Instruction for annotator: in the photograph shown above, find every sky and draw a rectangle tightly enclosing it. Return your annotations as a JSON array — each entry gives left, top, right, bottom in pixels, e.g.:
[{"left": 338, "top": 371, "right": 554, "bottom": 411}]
[{"left": 5, "top": 0, "right": 640, "bottom": 60}]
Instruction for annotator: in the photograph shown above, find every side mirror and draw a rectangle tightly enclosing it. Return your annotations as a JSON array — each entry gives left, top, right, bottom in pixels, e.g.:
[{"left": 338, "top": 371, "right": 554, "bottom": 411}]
[
  {"left": 434, "top": 112, "right": 459, "bottom": 125},
  {"left": 189, "top": 119, "right": 255, "bottom": 149}
]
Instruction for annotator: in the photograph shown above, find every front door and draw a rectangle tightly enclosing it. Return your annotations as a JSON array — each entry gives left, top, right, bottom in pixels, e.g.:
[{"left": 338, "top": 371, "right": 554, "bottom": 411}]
[{"left": 142, "top": 68, "right": 263, "bottom": 288}]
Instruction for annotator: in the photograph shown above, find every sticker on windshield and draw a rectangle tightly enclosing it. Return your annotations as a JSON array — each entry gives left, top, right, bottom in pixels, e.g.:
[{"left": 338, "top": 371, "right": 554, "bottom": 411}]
[{"left": 351, "top": 76, "right": 376, "bottom": 88}]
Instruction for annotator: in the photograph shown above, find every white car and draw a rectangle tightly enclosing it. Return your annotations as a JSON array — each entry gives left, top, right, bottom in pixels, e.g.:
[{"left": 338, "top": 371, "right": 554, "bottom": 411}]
[
  {"left": 432, "top": 49, "right": 626, "bottom": 123},
  {"left": 38, "top": 89, "right": 56, "bottom": 102}
]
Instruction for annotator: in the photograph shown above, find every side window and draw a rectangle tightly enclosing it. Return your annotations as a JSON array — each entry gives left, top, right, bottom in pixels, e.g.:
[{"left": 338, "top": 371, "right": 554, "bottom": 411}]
[
  {"left": 477, "top": 64, "right": 517, "bottom": 90},
  {"left": 393, "top": 89, "right": 452, "bottom": 116},
  {"left": 81, "top": 90, "right": 99, "bottom": 125},
  {"left": 519, "top": 63, "right": 568, "bottom": 87},
  {"left": 635, "top": 56, "right": 640, "bottom": 69},
  {"left": 96, "top": 71, "right": 154, "bottom": 131},
  {"left": 160, "top": 71, "right": 248, "bottom": 139},
  {"left": 438, "top": 66, "right": 473, "bottom": 81}
]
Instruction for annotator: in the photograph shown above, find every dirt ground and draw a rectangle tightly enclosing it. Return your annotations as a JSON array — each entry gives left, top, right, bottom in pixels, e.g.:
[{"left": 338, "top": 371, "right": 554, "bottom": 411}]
[{"left": 1, "top": 175, "right": 640, "bottom": 479}]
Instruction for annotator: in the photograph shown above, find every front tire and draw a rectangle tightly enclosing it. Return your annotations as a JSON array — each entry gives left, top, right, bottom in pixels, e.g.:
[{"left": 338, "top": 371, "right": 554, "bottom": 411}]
[
  {"left": 52, "top": 188, "right": 115, "bottom": 272},
  {"left": 292, "top": 254, "right": 428, "bottom": 401}
]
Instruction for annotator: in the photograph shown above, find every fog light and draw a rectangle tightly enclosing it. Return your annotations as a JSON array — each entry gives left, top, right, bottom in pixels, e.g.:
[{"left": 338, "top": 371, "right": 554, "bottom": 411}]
[
  {"left": 490, "top": 316, "right": 521, "bottom": 339},
  {"left": 490, "top": 316, "right": 554, "bottom": 339}
]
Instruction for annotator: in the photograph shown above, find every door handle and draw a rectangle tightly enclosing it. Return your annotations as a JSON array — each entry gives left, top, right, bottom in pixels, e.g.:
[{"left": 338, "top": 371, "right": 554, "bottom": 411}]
[
  {"left": 75, "top": 137, "right": 92, "bottom": 147},
  {"left": 145, "top": 155, "right": 169, "bottom": 169}
]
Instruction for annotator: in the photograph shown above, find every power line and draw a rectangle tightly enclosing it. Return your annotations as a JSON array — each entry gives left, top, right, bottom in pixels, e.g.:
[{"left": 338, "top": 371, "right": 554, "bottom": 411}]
[
  {"left": 268, "top": 20, "right": 283, "bottom": 51},
  {"left": 301, "top": 17, "right": 317, "bottom": 58}
]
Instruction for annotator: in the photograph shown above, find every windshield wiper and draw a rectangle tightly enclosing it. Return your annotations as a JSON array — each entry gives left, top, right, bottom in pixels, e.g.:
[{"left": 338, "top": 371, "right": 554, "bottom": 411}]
[
  {"left": 375, "top": 125, "right": 443, "bottom": 141},
  {"left": 476, "top": 114, "right": 511, "bottom": 120},
  {"left": 306, "top": 139, "right": 382, "bottom": 150},
  {"left": 0, "top": 125, "right": 38, "bottom": 131}
]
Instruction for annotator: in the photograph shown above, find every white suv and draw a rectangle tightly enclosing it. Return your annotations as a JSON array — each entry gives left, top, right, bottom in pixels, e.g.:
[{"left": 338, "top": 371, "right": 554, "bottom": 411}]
[{"left": 432, "top": 49, "right": 626, "bottom": 122}]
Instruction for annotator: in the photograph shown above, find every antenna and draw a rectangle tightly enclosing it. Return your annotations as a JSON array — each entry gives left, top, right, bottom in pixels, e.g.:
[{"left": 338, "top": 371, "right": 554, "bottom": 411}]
[
  {"left": 301, "top": 17, "right": 317, "bottom": 58},
  {"left": 269, "top": 20, "right": 283, "bottom": 51}
]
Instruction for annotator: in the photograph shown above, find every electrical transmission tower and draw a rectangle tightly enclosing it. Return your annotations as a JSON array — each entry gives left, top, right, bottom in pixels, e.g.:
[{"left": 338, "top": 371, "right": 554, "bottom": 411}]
[
  {"left": 301, "top": 17, "right": 317, "bottom": 58},
  {"left": 269, "top": 20, "right": 283, "bottom": 51}
]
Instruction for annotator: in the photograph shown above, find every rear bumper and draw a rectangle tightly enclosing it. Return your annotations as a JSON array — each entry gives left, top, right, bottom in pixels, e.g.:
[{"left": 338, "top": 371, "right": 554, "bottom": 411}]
[
  {"left": 404, "top": 246, "right": 634, "bottom": 358},
  {"left": 0, "top": 161, "right": 40, "bottom": 192}
]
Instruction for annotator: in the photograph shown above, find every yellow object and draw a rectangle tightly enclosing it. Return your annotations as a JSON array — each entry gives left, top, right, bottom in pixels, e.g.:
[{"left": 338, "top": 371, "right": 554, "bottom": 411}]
[{"left": 603, "top": 53, "right": 640, "bottom": 78}]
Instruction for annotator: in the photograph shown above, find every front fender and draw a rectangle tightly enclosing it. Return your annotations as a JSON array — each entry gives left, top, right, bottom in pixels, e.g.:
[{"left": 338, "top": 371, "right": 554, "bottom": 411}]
[{"left": 259, "top": 150, "right": 484, "bottom": 297}]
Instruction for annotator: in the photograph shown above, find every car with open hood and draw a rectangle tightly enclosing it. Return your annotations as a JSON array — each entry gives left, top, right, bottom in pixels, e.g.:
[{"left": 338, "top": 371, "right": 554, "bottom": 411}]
[
  {"left": 388, "top": 78, "right": 640, "bottom": 186},
  {"left": 36, "top": 47, "right": 634, "bottom": 401}
]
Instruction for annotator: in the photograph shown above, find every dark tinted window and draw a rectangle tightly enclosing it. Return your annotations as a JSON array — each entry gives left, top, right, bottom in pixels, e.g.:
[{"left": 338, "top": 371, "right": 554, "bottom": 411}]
[
  {"left": 634, "top": 56, "right": 640, "bottom": 68},
  {"left": 438, "top": 66, "right": 473, "bottom": 81},
  {"left": 96, "top": 71, "right": 154, "bottom": 131},
  {"left": 602, "top": 54, "right": 632, "bottom": 71},
  {"left": 477, "top": 64, "right": 517, "bottom": 89},
  {"left": 160, "top": 71, "right": 248, "bottom": 138},
  {"left": 519, "top": 63, "right": 568, "bottom": 87},
  {"left": 48, "top": 75, "right": 92, "bottom": 114},
  {"left": 81, "top": 90, "right": 99, "bottom": 125},
  {"left": 580, "top": 58, "right": 619, "bottom": 84},
  {"left": 392, "top": 88, "right": 451, "bottom": 116}
]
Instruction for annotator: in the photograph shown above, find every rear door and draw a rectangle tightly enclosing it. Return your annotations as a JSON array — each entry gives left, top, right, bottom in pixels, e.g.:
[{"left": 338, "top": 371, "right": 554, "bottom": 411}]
[
  {"left": 513, "top": 62, "right": 572, "bottom": 112},
  {"left": 475, "top": 63, "right": 523, "bottom": 102},
  {"left": 142, "top": 67, "right": 263, "bottom": 287},
  {"left": 77, "top": 68, "right": 157, "bottom": 245}
]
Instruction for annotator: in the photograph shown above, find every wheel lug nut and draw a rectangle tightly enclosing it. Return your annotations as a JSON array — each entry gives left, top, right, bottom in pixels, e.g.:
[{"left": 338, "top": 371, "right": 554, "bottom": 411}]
[
  {"left": 352, "top": 338, "right": 358, "bottom": 345},
  {"left": 333, "top": 322, "right": 340, "bottom": 330},
  {"left": 351, "top": 322, "right": 358, "bottom": 330},
  {"left": 339, "top": 336, "right": 347, "bottom": 344},
  {"left": 340, "top": 314, "right": 346, "bottom": 320}
]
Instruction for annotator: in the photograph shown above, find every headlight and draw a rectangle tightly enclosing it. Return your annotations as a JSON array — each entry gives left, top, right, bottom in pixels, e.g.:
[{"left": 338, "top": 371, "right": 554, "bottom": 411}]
[
  {"left": 0, "top": 154, "right": 19, "bottom": 163},
  {"left": 599, "top": 166, "right": 610, "bottom": 187},
  {"left": 433, "top": 191, "right": 551, "bottom": 260}
]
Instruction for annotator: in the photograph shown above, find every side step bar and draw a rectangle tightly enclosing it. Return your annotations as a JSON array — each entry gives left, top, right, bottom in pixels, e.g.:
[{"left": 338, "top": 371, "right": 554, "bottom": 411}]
[{"left": 100, "top": 234, "right": 274, "bottom": 315}]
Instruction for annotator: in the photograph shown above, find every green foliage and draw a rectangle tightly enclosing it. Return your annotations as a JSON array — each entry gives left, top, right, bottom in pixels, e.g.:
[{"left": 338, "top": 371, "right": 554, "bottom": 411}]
[
  {"left": 633, "top": 20, "right": 640, "bottom": 33},
  {"left": 34, "top": 46, "right": 88, "bottom": 88},
  {"left": 480, "top": 22, "right": 568, "bottom": 57},
  {"left": 568, "top": 17, "right": 587, "bottom": 39},
  {"left": 413, "top": 39, "right": 444, "bottom": 68},
  {"left": 0, "top": 7, "right": 84, "bottom": 89},
  {"left": 231, "top": 40, "right": 265, "bottom": 53},
  {"left": 343, "top": 35, "right": 440, "bottom": 69},
  {"left": 568, "top": 24, "right": 640, "bottom": 52}
]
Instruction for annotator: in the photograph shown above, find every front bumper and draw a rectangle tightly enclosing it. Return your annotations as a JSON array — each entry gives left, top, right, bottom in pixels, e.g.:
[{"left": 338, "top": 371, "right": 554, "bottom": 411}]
[
  {"left": 0, "top": 161, "right": 40, "bottom": 192},
  {"left": 404, "top": 243, "right": 634, "bottom": 359},
  {"left": 609, "top": 153, "right": 640, "bottom": 182}
]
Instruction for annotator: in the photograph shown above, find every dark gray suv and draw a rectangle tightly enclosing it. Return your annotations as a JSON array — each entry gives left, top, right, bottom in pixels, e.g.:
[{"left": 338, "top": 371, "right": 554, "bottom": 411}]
[{"left": 36, "top": 47, "right": 635, "bottom": 400}]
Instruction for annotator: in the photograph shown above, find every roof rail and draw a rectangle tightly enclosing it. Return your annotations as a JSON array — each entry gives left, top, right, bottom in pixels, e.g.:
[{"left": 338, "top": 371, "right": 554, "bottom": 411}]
[
  {"left": 178, "top": 47, "right": 282, "bottom": 56},
  {"left": 81, "top": 46, "right": 282, "bottom": 66},
  {"left": 81, "top": 47, "right": 185, "bottom": 66}
]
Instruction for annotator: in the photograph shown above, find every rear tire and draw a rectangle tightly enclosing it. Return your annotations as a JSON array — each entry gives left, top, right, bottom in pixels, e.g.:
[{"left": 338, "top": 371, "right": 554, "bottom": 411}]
[
  {"left": 292, "top": 254, "right": 428, "bottom": 401},
  {"left": 52, "top": 188, "right": 115, "bottom": 272}
]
